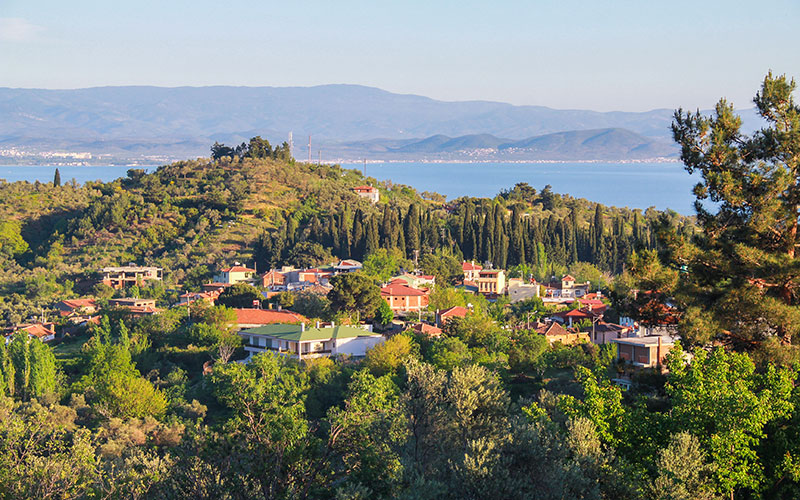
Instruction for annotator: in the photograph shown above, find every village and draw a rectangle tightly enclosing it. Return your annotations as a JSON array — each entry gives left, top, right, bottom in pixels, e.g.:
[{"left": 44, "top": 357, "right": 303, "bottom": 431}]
[{"left": 4, "top": 206, "right": 680, "bottom": 386}]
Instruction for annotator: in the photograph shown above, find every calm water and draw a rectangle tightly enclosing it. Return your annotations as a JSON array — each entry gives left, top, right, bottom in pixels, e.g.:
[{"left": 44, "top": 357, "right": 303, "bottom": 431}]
[
  {"left": 345, "top": 161, "right": 699, "bottom": 214},
  {"left": 2, "top": 162, "right": 699, "bottom": 214}
]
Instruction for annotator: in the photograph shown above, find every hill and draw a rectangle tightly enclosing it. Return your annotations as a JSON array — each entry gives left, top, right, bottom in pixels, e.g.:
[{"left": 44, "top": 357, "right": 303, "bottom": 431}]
[
  {"left": 329, "top": 128, "right": 676, "bottom": 160},
  {"left": 0, "top": 148, "right": 691, "bottom": 324}
]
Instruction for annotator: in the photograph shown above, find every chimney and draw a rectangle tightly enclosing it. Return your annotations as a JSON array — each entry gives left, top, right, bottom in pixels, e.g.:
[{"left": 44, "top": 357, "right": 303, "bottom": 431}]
[
  {"left": 301, "top": 323, "right": 305, "bottom": 332},
  {"left": 656, "top": 336, "right": 663, "bottom": 370},
  {"left": 316, "top": 321, "right": 320, "bottom": 328},
  {"left": 331, "top": 321, "right": 335, "bottom": 328}
]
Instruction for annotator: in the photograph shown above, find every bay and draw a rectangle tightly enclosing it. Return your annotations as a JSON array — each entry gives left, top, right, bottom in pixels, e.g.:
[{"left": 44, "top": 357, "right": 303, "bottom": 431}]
[
  {"left": 2, "top": 161, "right": 700, "bottom": 215},
  {"left": 0, "top": 165, "right": 148, "bottom": 185},
  {"left": 343, "top": 161, "right": 699, "bottom": 215}
]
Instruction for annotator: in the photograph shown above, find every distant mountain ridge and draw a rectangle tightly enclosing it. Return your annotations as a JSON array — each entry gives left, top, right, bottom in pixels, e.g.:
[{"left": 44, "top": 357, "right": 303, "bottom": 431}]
[
  {"left": 329, "top": 128, "right": 677, "bottom": 161},
  {"left": 0, "top": 84, "right": 760, "bottom": 163}
]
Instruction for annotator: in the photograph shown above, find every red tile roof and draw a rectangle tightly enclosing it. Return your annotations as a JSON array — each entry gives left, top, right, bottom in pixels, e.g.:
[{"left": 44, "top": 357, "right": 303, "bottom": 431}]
[
  {"left": 410, "top": 323, "right": 442, "bottom": 336},
  {"left": 462, "top": 261, "right": 482, "bottom": 271},
  {"left": 221, "top": 266, "right": 256, "bottom": 273},
  {"left": 381, "top": 283, "right": 426, "bottom": 297},
  {"left": 353, "top": 185, "right": 377, "bottom": 192},
  {"left": 562, "top": 274, "right": 576, "bottom": 281},
  {"left": 439, "top": 306, "right": 469, "bottom": 318},
  {"left": 16, "top": 323, "right": 56, "bottom": 339},
  {"left": 234, "top": 308, "right": 308, "bottom": 326},
  {"left": 59, "top": 299, "right": 97, "bottom": 310}
]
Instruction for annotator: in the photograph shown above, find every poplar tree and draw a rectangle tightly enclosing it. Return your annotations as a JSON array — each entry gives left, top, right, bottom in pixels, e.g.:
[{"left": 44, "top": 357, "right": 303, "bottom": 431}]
[{"left": 667, "top": 72, "right": 800, "bottom": 356}]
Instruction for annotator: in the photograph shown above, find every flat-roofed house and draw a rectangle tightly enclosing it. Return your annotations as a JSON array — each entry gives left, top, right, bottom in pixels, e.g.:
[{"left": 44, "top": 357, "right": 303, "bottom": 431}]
[
  {"left": 475, "top": 269, "right": 506, "bottom": 297},
  {"left": 240, "top": 323, "right": 385, "bottom": 360},
  {"left": 612, "top": 336, "right": 675, "bottom": 368},
  {"left": 101, "top": 266, "right": 163, "bottom": 289},
  {"left": 507, "top": 278, "right": 539, "bottom": 303},
  {"left": 108, "top": 298, "right": 160, "bottom": 317}
]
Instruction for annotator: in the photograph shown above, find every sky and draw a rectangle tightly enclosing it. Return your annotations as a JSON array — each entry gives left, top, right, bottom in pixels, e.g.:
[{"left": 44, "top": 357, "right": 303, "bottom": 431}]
[{"left": 1, "top": 0, "right": 798, "bottom": 112}]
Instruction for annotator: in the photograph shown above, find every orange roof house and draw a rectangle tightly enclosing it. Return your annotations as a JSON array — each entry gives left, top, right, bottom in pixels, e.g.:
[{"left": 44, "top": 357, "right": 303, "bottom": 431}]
[
  {"left": 409, "top": 322, "right": 443, "bottom": 337},
  {"left": 5, "top": 322, "right": 57, "bottom": 343},
  {"left": 233, "top": 308, "right": 308, "bottom": 329},
  {"left": 381, "top": 282, "right": 429, "bottom": 313},
  {"left": 353, "top": 185, "right": 380, "bottom": 203},
  {"left": 534, "top": 321, "right": 589, "bottom": 346},
  {"left": 436, "top": 306, "right": 470, "bottom": 327},
  {"left": 462, "top": 261, "right": 483, "bottom": 281}
]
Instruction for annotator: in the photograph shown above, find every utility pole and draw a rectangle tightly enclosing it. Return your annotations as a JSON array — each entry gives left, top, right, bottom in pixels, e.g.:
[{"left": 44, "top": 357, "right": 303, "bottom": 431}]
[
  {"left": 307, "top": 135, "right": 311, "bottom": 164},
  {"left": 288, "top": 131, "right": 293, "bottom": 158},
  {"left": 363, "top": 158, "right": 367, "bottom": 177},
  {"left": 318, "top": 150, "right": 321, "bottom": 166}
]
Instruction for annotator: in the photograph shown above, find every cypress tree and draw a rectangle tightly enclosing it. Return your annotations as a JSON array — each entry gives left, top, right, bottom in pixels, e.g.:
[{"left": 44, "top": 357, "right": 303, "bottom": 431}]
[
  {"left": 365, "top": 217, "right": 380, "bottom": 257},
  {"left": 53, "top": 168, "right": 61, "bottom": 187},
  {"left": 404, "top": 204, "right": 420, "bottom": 257}
]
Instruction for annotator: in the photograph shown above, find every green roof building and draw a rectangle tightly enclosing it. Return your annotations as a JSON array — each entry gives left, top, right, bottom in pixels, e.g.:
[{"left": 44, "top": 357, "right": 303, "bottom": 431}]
[{"left": 240, "top": 322, "right": 385, "bottom": 360}]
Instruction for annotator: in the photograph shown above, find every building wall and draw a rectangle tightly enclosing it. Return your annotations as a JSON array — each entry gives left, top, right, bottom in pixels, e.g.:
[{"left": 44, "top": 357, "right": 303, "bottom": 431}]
[{"left": 334, "top": 335, "right": 385, "bottom": 357}]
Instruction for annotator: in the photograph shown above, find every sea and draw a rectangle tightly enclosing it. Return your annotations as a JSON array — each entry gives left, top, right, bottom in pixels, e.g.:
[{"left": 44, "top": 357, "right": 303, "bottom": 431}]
[{"left": 1, "top": 161, "right": 699, "bottom": 215}]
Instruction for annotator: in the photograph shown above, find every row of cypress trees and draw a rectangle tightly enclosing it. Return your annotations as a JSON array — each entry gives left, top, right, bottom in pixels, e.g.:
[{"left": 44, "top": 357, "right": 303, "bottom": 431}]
[{"left": 254, "top": 196, "right": 692, "bottom": 275}]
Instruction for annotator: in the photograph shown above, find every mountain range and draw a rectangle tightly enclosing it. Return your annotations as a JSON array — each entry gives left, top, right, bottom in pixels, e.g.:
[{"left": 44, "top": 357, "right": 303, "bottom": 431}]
[{"left": 0, "top": 84, "right": 761, "bottom": 163}]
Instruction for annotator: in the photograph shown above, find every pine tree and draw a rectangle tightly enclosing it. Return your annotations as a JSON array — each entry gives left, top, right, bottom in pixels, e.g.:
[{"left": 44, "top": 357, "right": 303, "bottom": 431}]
[
  {"left": 664, "top": 72, "right": 800, "bottom": 354},
  {"left": 53, "top": 168, "right": 61, "bottom": 187}
]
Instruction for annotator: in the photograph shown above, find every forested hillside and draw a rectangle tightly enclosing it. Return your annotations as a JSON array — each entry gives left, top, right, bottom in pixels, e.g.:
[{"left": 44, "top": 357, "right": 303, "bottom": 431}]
[{"left": 0, "top": 141, "right": 689, "bottom": 325}]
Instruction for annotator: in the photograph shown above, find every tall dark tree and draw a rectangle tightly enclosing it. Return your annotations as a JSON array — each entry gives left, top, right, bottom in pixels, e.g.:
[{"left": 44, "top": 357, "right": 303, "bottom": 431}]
[
  {"left": 665, "top": 72, "right": 800, "bottom": 356},
  {"left": 53, "top": 168, "right": 61, "bottom": 187}
]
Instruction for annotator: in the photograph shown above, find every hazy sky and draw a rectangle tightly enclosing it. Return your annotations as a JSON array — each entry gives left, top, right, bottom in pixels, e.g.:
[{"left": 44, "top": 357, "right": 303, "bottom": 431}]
[{"left": 1, "top": 0, "right": 798, "bottom": 111}]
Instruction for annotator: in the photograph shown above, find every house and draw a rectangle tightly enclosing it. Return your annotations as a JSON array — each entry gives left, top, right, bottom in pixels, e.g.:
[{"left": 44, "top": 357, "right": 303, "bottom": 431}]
[
  {"left": 284, "top": 268, "right": 333, "bottom": 286},
  {"left": 534, "top": 321, "right": 589, "bottom": 346},
  {"left": 436, "top": 306, "right": 470, "bottom": 327},
  {"left": 4, "top": 322, "right": 57, "bottom": 343},
  {"left": 353, "top": 185, "right": 380, "bottom": 203},
  {"left": 100, "top": 266, "right": 163, "bottom": 289},
  {"left": 612, "top": 336, "right": 675, "bottom": 368},
  {"left": 549, "top": 307, "right": 601, "bottom": 328},
  {"left": 462, "top": 261, "right": 483, "bottom": 281},
  {"left": 233, "top": 308, "right": 308, "bottom": 329},
  {"left": 576, "top": 298, "right": 607, "bottom": 313},
  {"left": 260, "top": 269, "right": 287, "bottom": 289},
  {"left": 507, "top": 278, "right": 540, "bottom": 303},
  {"left": 212, "top": 266, "right": 257, "bottom": 285},
  {"left": 590, "top": 321, "right": 635, "bottom": 345},
  {"left": 391, "top": 273, "right": 436, "bottom": 289},
  {"left": 333, "top": 260, "right": 363, "bottom": 273},
  {"left": 54, "top": 298, "right": 98, "bottom": 317},
  {"left": 409, "top": 322, "right": 442, "bottom": 337},
  {"left": 240, "top": 323, "right": 385, "bottom": 360},
  {"left": 175, "top": 290, "right": 220, "bottom": 306},
  {"left": 381, "top": 281, "right": 429, "bottom": 313},
  {"left": 455, "top": 280, "right": 479, "bottom": 294},
  {"left": 108, "top": 298, "right": 160, "bottom": 317},
  {"left": 475, "top": 269, "right": 506, "bottom": 297},
  {"left": 543, "top": 274, "right": 591, "bottom": 300}
]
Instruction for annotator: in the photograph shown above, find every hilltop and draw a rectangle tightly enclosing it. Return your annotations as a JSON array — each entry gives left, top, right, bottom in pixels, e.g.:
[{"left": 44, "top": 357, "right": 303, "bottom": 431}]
[{"left": 329, "top": 128, "right": 677, "bottom": 161}]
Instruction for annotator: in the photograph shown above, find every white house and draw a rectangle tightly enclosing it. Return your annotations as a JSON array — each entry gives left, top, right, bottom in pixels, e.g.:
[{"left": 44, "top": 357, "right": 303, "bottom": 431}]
[
  {"left": 239, "top": 323, "right": 385, "bottom": 360},
  {"left": 212, "top": 266, "right": 257, "bottom": 285}
]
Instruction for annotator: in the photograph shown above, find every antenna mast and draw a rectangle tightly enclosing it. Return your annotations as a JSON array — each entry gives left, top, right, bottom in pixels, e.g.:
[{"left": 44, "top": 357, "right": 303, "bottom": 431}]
[{"left": 308, "top": 135, "right": 311, "bottom": 164}]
